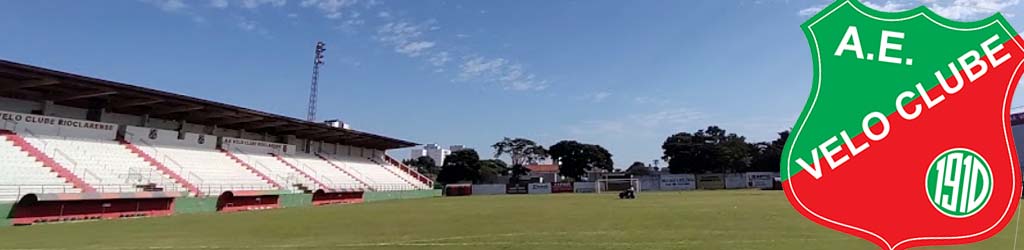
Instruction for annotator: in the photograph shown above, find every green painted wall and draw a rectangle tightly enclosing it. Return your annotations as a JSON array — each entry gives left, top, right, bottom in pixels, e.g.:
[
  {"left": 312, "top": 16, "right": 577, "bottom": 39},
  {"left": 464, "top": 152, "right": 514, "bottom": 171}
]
[
  {"left": 173, "top": 197, "right": 219, "bottom": 214},
  {"left": 0, "top": 202, "right": 13, "bottom": 227},
  {"left": 279, "top": 193, "right": 312, "bottom": 208},
  {"left": 363, "top": 189, "right": 441, "bottom": 203}
]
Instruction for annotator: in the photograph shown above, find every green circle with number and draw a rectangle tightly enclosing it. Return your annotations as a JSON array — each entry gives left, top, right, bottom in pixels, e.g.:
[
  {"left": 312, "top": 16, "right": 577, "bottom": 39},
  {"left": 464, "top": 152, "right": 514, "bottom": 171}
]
[{"left": 925, "top": 148, "right": 992, "bottom": 218}]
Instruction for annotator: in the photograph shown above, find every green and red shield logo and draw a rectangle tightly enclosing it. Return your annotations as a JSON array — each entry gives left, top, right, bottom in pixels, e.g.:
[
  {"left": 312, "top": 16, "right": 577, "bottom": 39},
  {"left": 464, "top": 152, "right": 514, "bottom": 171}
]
[{"left": 783, "top": 0, "right": 1024, "bottom": 249}]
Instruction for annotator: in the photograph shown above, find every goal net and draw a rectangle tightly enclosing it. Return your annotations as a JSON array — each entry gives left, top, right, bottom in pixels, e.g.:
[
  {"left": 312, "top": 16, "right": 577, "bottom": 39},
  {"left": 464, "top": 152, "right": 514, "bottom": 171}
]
[{"left": 595, "top": 178, "right": 641, "bottom": 193}]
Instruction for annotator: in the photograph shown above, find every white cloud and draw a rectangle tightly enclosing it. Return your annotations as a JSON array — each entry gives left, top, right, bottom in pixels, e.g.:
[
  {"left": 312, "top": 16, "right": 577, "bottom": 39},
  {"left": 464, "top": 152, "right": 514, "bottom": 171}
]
[
  {"left": 377, "top": 22, "right": 425, "bottom": 43},
  {"left": 301, "top": 0, "right": 359, "bottom": 19},
  {"left": 238, "top": 18, "right": 258, "bottom": 31},
  {"left": 459, "top": 57, "right": 507, "bottom": 77},
  {"left": 928, "top": 0, "right": 1020, "bottom": 20},
  {"left": 798, "top": 0, "right": 1020, "bottom": 20},
  {"left": 377, "top": 21, "right": 438, "bottom": 57},
  {"left": 456, "top": 56, "right": 548, "bottom": 91},
  {"left": 378, "top": 11, "right": 391, "bottom": 18},
  {"left": 798, "top": 4, "right": 826, "bottom": 16},
  {"left": 142, "top": 0, "right": 187, "bottom": 12},
  {"left": 396, "top": 41, "right": 436, "bottom": 57},
  {"left": 862, "top": 1, "right": 910, "bottom": 12},
  {"left": 343, "top": 17, "right": 365, "bottom": 25},
  {"left": 377, "top": 18, "right": 548, "bottom": 91},
  {"left": 236, "top": 16, "right": 270, "bottom": 36},
  {"left": 429, "top": 51, "right": 451, "bottom": 66},
  {"left": 241, "top": 0, "right": 288, "bottom": 9},
  {"left": 210, "top": 0, "right": 229, "bottom": 8},
  {"left": 634, "top": 96, "right": 670, "bottom": 105},
  {"left": 580, "top": 92, "right": 612, "bottom": 103},
  {"left": 142, "top": 0, "right": 207, "bottom": 24}
]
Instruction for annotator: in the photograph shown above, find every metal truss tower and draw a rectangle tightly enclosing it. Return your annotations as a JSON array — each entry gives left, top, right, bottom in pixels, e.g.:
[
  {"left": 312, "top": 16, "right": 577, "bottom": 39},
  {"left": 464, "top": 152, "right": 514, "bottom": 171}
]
[{"left": 307, "top": 41, "right": 326, "bottom": 122}]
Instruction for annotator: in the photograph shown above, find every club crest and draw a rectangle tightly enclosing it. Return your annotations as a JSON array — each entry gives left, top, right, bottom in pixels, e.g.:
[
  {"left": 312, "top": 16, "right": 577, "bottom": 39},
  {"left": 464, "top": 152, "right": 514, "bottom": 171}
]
[{"left": 783, "top": 0, "right": 1024, "bottom": 249}]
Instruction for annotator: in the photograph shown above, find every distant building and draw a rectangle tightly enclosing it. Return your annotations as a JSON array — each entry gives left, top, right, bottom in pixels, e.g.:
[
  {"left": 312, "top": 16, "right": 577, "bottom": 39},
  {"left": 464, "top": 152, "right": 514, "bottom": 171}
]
[
  {"left": 585, "top": 168, "right": 612, "bottom": 181},
  {"left": 449, "top": 144, "right": 468, "bottom": 152},
  {"left": 410, "top": 144, "right": 452, "bottom": 166},
  {"left": 322, "top": 119, "right": 351, "bottom": 129},
  {"left": 526, "top": 164, "right": 560, "bottom": 183}
]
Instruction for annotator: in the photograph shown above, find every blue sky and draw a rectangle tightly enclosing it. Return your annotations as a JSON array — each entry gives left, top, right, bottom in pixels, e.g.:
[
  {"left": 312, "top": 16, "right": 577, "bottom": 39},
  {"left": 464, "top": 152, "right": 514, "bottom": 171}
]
[{"left": 1, "top": 0, "right": 1022, "bottom": 168}]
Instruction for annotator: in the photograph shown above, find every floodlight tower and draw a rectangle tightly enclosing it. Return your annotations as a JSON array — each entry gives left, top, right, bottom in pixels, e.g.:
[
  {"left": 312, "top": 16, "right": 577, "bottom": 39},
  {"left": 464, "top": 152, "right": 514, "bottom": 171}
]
[{"left": 307, "top": 41, "right": 327, "bottom": 122}]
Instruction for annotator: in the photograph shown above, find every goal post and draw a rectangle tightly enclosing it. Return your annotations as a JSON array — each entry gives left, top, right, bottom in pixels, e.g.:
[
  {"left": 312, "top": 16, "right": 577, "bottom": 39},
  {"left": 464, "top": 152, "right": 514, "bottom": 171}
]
[{"left": 595, "top": 178, "right": 641, "bottom": 193}]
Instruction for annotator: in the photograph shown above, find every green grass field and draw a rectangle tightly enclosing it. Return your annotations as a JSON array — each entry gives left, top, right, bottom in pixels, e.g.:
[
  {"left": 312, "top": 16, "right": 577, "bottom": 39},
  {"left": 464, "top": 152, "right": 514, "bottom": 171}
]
[{"left": 1, "top": 190, "right": 1023, "bottom": 249}]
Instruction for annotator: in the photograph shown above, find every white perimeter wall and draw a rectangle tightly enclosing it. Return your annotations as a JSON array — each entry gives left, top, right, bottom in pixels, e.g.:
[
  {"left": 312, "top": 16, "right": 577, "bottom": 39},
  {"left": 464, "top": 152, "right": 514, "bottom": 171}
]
[{"left": 472, "top": 184, "right": 506, "bottom": 195}]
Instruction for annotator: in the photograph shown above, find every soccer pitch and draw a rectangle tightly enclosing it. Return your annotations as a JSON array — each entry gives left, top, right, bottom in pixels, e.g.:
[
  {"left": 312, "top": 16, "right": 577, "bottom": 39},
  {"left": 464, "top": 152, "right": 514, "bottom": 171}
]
[{"left": 0, "top": 190, "right": 1022, "bottom": 250}]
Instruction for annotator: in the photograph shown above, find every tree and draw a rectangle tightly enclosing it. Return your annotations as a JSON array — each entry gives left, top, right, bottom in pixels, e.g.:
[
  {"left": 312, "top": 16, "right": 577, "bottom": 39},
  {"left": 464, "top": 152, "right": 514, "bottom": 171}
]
[
  {"left": 478, "top": 159, "right": 509, "bottom": 184},
  {"left": 748, "top": 130, "right": 790, "bottom": 172},
  {"left": 492, "top": 137, "right": 548, "bottom": 180},
  {"left": 436, "top": 149, "right": 481, "bottom": 184},
  {"left": 625, "top": 161, "right": 653, "bottom": 176},
  {"left": 548, "top": 140, "right": 614, "bottom": 180},
  {"left": 402, "top": 156, "right": 439, "bottom": 177},
  {"left": 718, "top": 132, "right": 754, "bottom": 172},
  {"left": 661, "top": 126, "right": 752, "bottom": 174}
]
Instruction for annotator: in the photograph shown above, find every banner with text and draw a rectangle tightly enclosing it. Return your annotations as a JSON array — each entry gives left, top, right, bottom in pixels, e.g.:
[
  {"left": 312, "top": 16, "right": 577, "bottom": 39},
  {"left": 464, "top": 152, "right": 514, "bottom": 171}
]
[
  {"left": 221, "top": 137, "right": 296, "bottom": 155},
  {"left": 0, "top": 110, "right": 116, "bottom": 140},
  {"left": 659, "top": 174, "right": 697, "bottom": 191},
  {"left": 746, "top": 172, "right": 776, "bottom": 189},
  {"left": 528, "top": 183, "right": 552, "bottom": 194}
]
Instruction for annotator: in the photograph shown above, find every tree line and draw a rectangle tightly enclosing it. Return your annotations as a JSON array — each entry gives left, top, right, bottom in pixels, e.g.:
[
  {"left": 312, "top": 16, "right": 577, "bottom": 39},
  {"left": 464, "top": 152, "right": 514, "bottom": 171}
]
[
  {"left": 661, "top": 126, "right": 788, "bottom": 174},
  {"left": 403, "top": 125, "right": 789, "bottom": 184},
  {"left": 405, "top": 137, "right": 615, "bottom": 184}
]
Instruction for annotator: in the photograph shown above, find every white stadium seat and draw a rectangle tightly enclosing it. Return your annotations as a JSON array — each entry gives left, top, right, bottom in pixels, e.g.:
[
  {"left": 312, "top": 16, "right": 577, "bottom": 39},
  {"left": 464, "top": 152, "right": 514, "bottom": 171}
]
[
  {"left": 0, "top": 134, "right": 81, "bottom": 202},
  {"left": 368, "top": 157, "right": 431, "bottom": 189},
  {"left": 226, "top": 147, "right": 319, "bottom": 193},
  {"left": 22, "top": 134, "right": 187, "bottom": 194},
  {"left": 322, "top": 154, "right": 418, "bottom": 191},
  {"left": 283, "top": 154, "right": 367, "bottom": 191},
  {"left": 134, "top": 144, "right": 277, "bottom": 196},
  {"left": 0, "top": 131, "right": 431, "bottom": 199}
]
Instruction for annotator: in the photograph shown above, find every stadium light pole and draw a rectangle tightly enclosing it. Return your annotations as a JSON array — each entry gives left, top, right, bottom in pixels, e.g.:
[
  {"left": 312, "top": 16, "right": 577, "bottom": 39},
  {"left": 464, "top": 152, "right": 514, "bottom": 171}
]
[{"left": 307, "top": 41, "right": 327, "bottom": 122}]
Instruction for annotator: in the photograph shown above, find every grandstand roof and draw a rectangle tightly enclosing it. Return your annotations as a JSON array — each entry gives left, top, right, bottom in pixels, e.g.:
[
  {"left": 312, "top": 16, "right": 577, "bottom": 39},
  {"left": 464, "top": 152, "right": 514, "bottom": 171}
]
[{"left": 0, "top": 59, "right": 417, "bottom": 150}]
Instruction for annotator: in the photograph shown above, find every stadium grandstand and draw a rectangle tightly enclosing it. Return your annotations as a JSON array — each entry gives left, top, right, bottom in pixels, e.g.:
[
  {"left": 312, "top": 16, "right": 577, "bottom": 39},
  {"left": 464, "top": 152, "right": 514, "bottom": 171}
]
[{"left": 0, "top": 59, "right": 433, "bottom": 224}]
